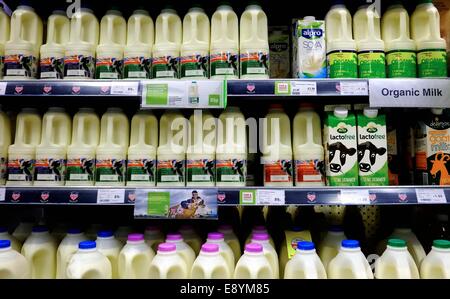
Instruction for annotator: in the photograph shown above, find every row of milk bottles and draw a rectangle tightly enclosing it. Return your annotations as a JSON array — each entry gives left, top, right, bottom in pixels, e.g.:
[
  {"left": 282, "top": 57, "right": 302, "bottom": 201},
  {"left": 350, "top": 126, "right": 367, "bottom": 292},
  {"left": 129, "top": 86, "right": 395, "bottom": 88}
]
[{"left": 325, "top": 0, "right": 447, "bottom": 78}]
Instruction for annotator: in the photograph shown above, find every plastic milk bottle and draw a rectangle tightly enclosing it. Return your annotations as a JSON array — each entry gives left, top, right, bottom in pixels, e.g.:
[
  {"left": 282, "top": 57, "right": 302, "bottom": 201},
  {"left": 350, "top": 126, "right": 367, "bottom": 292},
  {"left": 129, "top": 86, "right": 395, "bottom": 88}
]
[
  {"left": 144, "top": 226, "right": 165, "bottom": 252},
  {"left": 0, "top": 226, "right": 21, "bottom": 252},
  {"left": 166, "top": 233, "right": 195, "bottom": 274},
  {"left": 66, "top": 241, "right": 112, "bottom": 279},
  {"left": 56, "top": 228, "right": 87, "bottom": 278},
  {"left": 234, "top": 243, "right": 274, "bottom": 279},
  {"left": 0, "top": 107, "right": 11, "bottom": 185},
  {"left": 0, "top": 5, "right": 10, "bottom": 79},
  {"left": 251, "top": 233, "right": 279, "bottom": 278},
  {"left": 245, "top": 226, "right": 276, "bottom": 248},
  {"left": 96, "top": 230, "right": 123, "bottom": 279},
  {"left": 284, "top": 241, "right": 327, "bottom": 279},
  {"left": 206, "top": 232, "right": 235, "bottom": 275},
  {"left": 327, "top": 240, "right": 374, "bottom": 279},
  {"left": 0, "top": 240, "right": 30, "bottom": 279},
  {"left": 218, "top": 224, "right": 241, "bottom": 261},
  {"left": 118, "top": 234, "right": 155, "bottom": 279},
  {"left": 114, "top": 226, "right": 133, "bottom": 244},
  {"left": 149, "top": 243, "right": 189, "bottom": 279},
  {"left": 179, "top": 225, "right": 202, "bottom": 256},
  {"left": 318, "top": 226, "right": 346, "bottom": 270},
  {"left": 12, "top": 222, "right": 34, "bottom": 242},
  {"left": 387, "top": 228, "right": 426, "bottom": 266},
  {"left": 191, "top": 243, "right": 231, "bottom": 279},
  {"left": 375, "top": 239, "right": 420, "bottom": 279},
  {"left": 420, "top": 239, "right": 450, "bottom": 278}
]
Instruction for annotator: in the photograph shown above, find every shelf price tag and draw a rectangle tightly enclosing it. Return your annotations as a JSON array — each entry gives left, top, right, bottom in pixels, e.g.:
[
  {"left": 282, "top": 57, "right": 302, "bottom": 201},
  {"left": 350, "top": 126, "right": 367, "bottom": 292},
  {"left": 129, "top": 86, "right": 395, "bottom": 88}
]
[
  {"left": 97, "top": 189, "right": 125, "bottom": 204},
  {"left": 340, "top": 189, "right": 370, "bottom": 205},
  {"left": 340, "top": 81, "right": 368, "bottom": 95},
  {"left": 257, "top": 189, "right": 285, "bottom": 205},
  {"left": 415, "top": 188, "right": 447, "bottom": 204},
  {"left": 0, "top": 82, "right": 7, "bottom": 95},
  {"left": 291, "top": 81, "right": 317, "bottom": 96},
  {"left": 0, "top": 188, "right": 5, "bottom": 202},
  {"left": 110, "top": 82, "right": 139, "bottom": 95}
]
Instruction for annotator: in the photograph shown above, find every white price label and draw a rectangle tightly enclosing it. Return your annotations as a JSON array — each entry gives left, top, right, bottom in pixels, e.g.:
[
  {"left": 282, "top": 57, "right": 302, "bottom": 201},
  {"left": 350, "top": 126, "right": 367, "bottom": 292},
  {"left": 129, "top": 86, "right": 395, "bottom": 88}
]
[
  {"left": 0, "top": 188, "right": 5, "bottom": 201},
  {"left": 0, "top": 82, "right": 7, "bottom": 95},
  {"left": 291, "top": 81, "right": 317, "bottom": 96},
  {"left": 257, "top": 189, "right": 286, "bottom": 205},
  {"left": 340, "top": 189, "right": 370, "bottom": 204},
  {"left": 415, "top": 188, "right": 447, "bottom": 204},
  {"left": 97, "top": 189, "right": 125, "bottom": 204},
  {"left": 340, "top": 81, "right": 368, "bottom": 95},
  {"left": 110, "top": 82, "right": 139, "bottom": 95}
]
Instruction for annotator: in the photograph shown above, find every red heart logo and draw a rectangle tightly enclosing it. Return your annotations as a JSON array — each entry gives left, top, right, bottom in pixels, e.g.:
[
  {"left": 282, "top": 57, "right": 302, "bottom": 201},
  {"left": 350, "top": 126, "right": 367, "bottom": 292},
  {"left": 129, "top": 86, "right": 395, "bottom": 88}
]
[
  {"left": 15, "top": 86, "right": 23, "bottom": 94},
  {"left": 217, "top": 193, "right": 226, "bottom": 202},
  {"left": 369, "top": 194, "right": 377, "bottom": 201},
  {"left": 398, "top": 193, "right": 407, "bottom": 201},
  {"left": 43, "top": 86, "right": 52, "bottom": 94},
  {"left": 101, "top": 86, "right": 110, "bottom": 93},
  {"left": 128, "top": 193, "right": 136, "bottom": 202},
  {"left": 69, "top": 192, "right": 79, "bottom": 201},
  {"left": 12, "top": 192, "right": 21, "bottom": 201},
  {"left": 72, "top": 86, "right": 81, "bottom": 94},
  {"left": 307, "top": 192, "right": 316, "bottom": 202},
  {"left": 41, "top": 192, "right": 50, "bottom": 201},
  {"left": 246, "top": 84, "right": 256, "bottom": 93}
]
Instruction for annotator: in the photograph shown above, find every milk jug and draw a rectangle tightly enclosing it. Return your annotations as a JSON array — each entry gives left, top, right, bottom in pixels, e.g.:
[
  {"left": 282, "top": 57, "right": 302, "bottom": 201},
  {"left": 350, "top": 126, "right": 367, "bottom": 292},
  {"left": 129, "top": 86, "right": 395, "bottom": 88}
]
[
  {"left": 187, "top": 111, "right": 217, "bottom": 186},
  {"left": 284, "top": 241, "right": 327, "bottom": 279},
  {"left": 353, "top": 4, "right": 386, "bottom": 78},
  {"left": 96, "top": 108, "right": 129, "bottom": 186},
  {"left": 96, "top": 9, "right": 126, "bottom": 79},
  {"left": 279, "top": 227, "right": 313, "bottom": 278},
  {"left": 0, "top": 5, "right": 10, "bottom": 79},
  {"left": 21, "top": 226, "right": 57, "bottom": 279},
  {"left": 7, "top": 108, "right": 41, "bottom": 186},
  {"left": 118, "top": 234, "right": 155, "bottom": 279},
  {"left": 65, "top": 8, "right": 99, "bottom": 79},
  {"left": 96, "top": 230, "right": 122, "bottom": 279},
  {"left": 35, "top": 108, "right": 72, "bottom": 186},
  {"left": 4, "top": 5, "right": 43, "bottom": 79},
  {"left": 127, "top": 111, "right": 158, "bottom": 186},
  {"left": 375, "top": 239, "right": 420, "bottom": 279},
  {"left": 293, "top": 105, "right": 325, "bottom": 186},
  {"left": 180, "top": 6, "right": 210, "bottom": 79},
  {"left": 152, "top": 8, "right": 182, "bottom": 79},
  {"left": 240, "top": 4, "right": 269, "bottom": 79},
  {"left": 179, "top": 225, "right": 202, "bottom": 256},
  {"left": 0, "top": 227, "right": 21, "bottom": 252},
  {"left": 56, "top": 228, "right": 87, "bottom": 279},
  {"left": 386, "top": 228, "right": 427, "bottom": 266},
  {"left": 66, "top": 108, "right": 100, "bottom": 186},
  {"left": 261, "top": 105, "right": 293, "bottom": 187},
  {"left": 124, "top": 9, "right": 154, "bottom": 79},
  {"left": 157, "top": 110, "right": 187, "bottom": 186},
  {"left": 144, "top": 226, "right": 165, "bottom": 252},
  {"left": 318, "top": 226, "right": 346, "bottom": 270},
  {"left": 12, "top": 222, "right": 34, "bottom": 242},
  {"left": 66, "top": 241, "right": 112, "bottom": 279},
  {"left": 420, "top": 239, "right": 450, "bottom": 278},
  {"left": 251, "top": 233, "right": 279, "bottom": 278},
  {"left": 218, "top": 224, "right": 241, "bottom": 261},
  {"left": 206, "top": 232, "right": 235, "bottom": 275},
  {"left": 0, "top": 108, "right": 11, "bottom": 185},
  {"left": 245, "top": 226, "right": 275, "bottom": 248},
  {"left": 166, "top": 233, "right": 195, "bottom": 274},
  {"left": 382, "top": 3, "right": 417, "bottom": 78},
  {"left": 412, "top": 0, "right": 448, "bottom": 78},
  {"left": 210, "top": 4, "right": 239, "bottom": 79},
  {"left": 234, "top": 243, "right": 274, "bottom": 279},
  {"left": 0, "top": 240, "right": 30, "bottom": 279},
  {"left": 149, "top": 243, "right": 189, "bottom": 279},
  {"left": 325, "top": 2, "right": 357, "bottom": 78},
  {"left": 216, "top": 107, "right": 247, "bottom": 186},
  {"left": 191, "top": 243, "right": 231, "bottom": 279},
  {"left": 40, "top": 11, "right": 70, "bottom": 79},
  {"left": 328, "top": 240, "right": 373, "bottom": 279}
]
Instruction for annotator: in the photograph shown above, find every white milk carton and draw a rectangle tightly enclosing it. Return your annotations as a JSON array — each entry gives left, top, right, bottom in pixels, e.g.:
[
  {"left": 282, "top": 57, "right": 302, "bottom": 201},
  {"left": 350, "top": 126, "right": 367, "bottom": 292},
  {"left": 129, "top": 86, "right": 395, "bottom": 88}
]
[
  {"left": 149, "top": 243, "right": 189, "bottom": 279},
  {"left": 0, "top": 240, "right": 30, "bottom": 279},
  {"left": 56, "top": 229, "right": 87, "bottom": 279},
  {"left": 96, "top": 230, "right": 123, "bottom": 279},
  {"left": 66, "top": 241, "right": 112, "bottom": 279},
  {"left": 118, "top": 234, "right": 155, "bottom": 279},
  {"left": 375, "top": 239, "right": 420, "bottom": 279},
  {"left": 234, "top": 243, "right": 274, "bottom": 279},
  {"left": 191, "top": 243, "right": 231, "bottom": 279},
  {"left": 284, "top": 241, "right": 327, "bottom": 279},
  {"left": 420, "top": 239, "right": 450, "bottom": 279}
]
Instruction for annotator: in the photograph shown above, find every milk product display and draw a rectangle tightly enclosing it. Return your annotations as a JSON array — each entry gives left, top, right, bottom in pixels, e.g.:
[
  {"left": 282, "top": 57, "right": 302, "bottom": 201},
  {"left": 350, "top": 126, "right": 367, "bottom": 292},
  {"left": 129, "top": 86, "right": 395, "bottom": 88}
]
[
  {"left": 66, "top": 241, "right": 112, "bottom": 279},
  {"left": 420, "top": 239, "right": 450, "bottom": 278},
  {"left": 114, "top": 226, "right": 133, "bottom": 244},
  {"left": 0, "top": 227, "right": 21, "bottom": 252},
  {"left": 149, "top": 243, "right": 189, "bottom": 279},
  {"left": 39, "top": 11, "right": 70, "bottom": 79},
  {"left": 387, "top": 228, "right": 427, "bottom": 266},
  {"left": 166, "top": 233, "right": 195, "bottom": 274},
  {"left": 251, "top": 233, "right": 279, "bottom": 278},
  {"left": 12, "top": 222, "right": 33, "bottom": 242},
  {"left": 0, "top": 108, "right": 11, "bottom": 185},
  {"left": 124, "top": 10, "right": 154, "bottom": 79},
  {"left": 180, "top": 6, "right": 210, "bottom": 79},
  {"left": 234, "top": 243, "right": 274, "bottom": 279},
  {"left": 279, "top": 228, "right": 312, "bottom": 278},
  {"left": 284, "top": 241, "right": 327, "bottom": 279},
  {"left": 34, "top": 108, "right": 72, "bottom": 186},
  {"left": 179, "top": 225, "right": 202, "bottom": 256},
  {"left": 210, "top": 5, "right": 239, "bottom": 79},
  {"left": 206, "top": 232, "right": 235, "bottom": 275},
  {"left": 152, "top": 8, "right": 182, "bottom": 79},
  {"left": 239, "top": 4, "right": 269, "bottom": 79},
  {"left": 218, "top": 225, "right": 241, "bottom": 261},
  {"left": 327, "top": 240, "right": 374, "bottom": 279},
  {"left": 127, "top": 111, "right": 158, "bottom": 186},
  {"left": 245, "top": 226, "right": 275, "bottom": 248},
  {"left": 318, "top": 226, "right": 346, "bottom": 270},
  {"left": 95, "top": 108, "right": 129, "bottom": 186},
  {"left": 56, "top": 229, "right": 86, "bottom": 279},
  {"left": 118, "top": 234, "right": 155, "bottom": 279},
  {"left": 375, "top": 239, "right": 420, "bottom": 279},
  {"left": 96, "top": 230, "right": 122, "bottom": 279},
  {"left": 191, "top": 243, "right": 231, "bottom": 279},
  {"left": 0, "top": 240, "right": 30, "bottom": 279},
  {"left": 269, "top": 26, "right": 290, "bottom": 78},
  {"left": 144, "top": 226, "right": 165, "bottom": 252},
  {"left": 0, "top": 5, "right": 10, "bottom": 79}
]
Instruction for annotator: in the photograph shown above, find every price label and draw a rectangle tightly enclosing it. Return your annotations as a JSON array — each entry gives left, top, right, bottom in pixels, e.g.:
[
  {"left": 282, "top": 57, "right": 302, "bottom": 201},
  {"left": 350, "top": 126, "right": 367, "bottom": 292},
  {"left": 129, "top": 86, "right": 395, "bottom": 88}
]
[
  {"left": 110, "top": 82, "right": 139, "bottom": 95},
  {"left": 257, "top": 189, "right": 286, "bottom": 205},
  {"left": 97, "top": 189, "right": 125, "bottom": 204},
  {"left": 415, "top": 188, "right": 447, "bottom": 204},
  {"left": 290, "top": 81, "right": 317, "bottom": 96},
  {"left": 0, "top": 188, "right": 5, "bottom": 201},
  {"left": 0, "top": 82, "right": 7, "bottom": 95},
  {"left": 340, "top": 189, "right": 370, "bottom": 204},
  {"left": 340, "top": 81, "right": 368, "bottom": 95}
]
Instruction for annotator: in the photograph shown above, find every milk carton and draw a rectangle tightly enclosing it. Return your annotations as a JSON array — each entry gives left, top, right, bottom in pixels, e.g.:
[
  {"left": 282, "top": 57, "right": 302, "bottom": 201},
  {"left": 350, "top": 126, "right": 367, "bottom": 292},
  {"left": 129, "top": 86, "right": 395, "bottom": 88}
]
[
  {"left": 0, "top": 5, "right": 10, "bottom": 79},
  {"left": 118, "top": 234, "right": 155, "bottom": 279},
  {"left": 206, "top": 232, "right": 235, "bottom": 275},
  {"left": 292, "top": 17, "right": 326, "bottom": 78},
  {"left": 191, "top": 243, "right": 231, "bottom": 279},
  {"left": 375, "top": 239, "right": 420, "bottom": 279},
  {"left": 96, "top": 230, "right": 122, "bottom": 279},
  {"left": 0, "top": 240, "right": 30, "bottom": 279},
  {"left": 0, "top": 108, "right": 11, "bottom": 185},
  {"left": 327, "top": 240, "right": 374, "bottom": 279},
  {"left": 284, "top": 241, "right": 327, "bottom": 279},
  {"left": 149, "top": 243, "right": 189, "bottom": 279},
  {"left": 56, "top": 229, "right": 87, "bottom": 278},
  {"left": 66, "top": 241, "right": 112, "bottom": 279},
  {"left": 234, "top": 243, "right": 274, "bottom": 279},
  {"left": 357, "top": 108, "right": 388, "bottom": 186},
  {"left": 420, "top": 239, "right": 450, "bottom": 278},
  {"left": 270, "top": 26, "right": 290, "bottom": 78}
]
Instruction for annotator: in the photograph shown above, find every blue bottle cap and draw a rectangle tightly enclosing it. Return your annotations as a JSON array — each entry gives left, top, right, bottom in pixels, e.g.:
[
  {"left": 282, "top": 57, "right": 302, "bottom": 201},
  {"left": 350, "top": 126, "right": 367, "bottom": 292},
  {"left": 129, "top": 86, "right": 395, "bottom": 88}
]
[
  {"left": 97, "top": 230, "right": 114, "bottom": 238},
  {"left": 0, "top": 240, "right": 11, "bottom": 249},
  {"left": 298, "top": 241, "right": 315, "bottom": 251},
  {"left": 342, "top": 239, "right": 360, "bottom": 248},
  {"left": 67, "top": 228, "right": 82, "bottom": 234},
  {"left": 79, "top": 241, "right": 96, "bottom": 249}
]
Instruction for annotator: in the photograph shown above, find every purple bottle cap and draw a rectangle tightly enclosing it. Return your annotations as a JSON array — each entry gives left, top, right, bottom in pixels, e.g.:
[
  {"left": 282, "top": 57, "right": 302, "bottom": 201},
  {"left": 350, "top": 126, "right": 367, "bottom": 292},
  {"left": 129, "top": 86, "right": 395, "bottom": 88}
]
[
  {"left": 127, "top": 233, "right": 144, "bottom": 242},
  {"left": 208, "top": 232, "right": 224, "bottom": 240},
  {"left": 245, "top": 243, "right": 263, "bottom": 253},
  {"left": 201, "top": 243, "right": 219, "bottom": 253},
  {"left": 158, "top": 243, "right": 176, "bottom": 252},
  {"left": 252, "top": 233, "right": 269, "bottom": 241},
  {"left": 166, "top": 233, "right": 183, "bottom": 241}
]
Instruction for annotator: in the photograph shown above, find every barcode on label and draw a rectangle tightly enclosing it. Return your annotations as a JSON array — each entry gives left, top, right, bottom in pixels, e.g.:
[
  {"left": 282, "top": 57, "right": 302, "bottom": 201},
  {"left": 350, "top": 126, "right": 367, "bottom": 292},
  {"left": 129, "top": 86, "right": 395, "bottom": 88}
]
[{"left": 257, "top": 189, "right": 286, "bottom": 205}]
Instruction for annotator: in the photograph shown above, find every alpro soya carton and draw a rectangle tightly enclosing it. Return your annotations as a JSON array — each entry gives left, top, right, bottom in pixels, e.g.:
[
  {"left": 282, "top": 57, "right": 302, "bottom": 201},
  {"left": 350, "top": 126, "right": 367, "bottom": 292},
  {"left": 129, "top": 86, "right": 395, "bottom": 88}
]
[
  {"left": 323, "top": 107, "right": 358, "bottom": 186},
  {"left": 357, "top": 108, "right": 388, "bottom": 186}
]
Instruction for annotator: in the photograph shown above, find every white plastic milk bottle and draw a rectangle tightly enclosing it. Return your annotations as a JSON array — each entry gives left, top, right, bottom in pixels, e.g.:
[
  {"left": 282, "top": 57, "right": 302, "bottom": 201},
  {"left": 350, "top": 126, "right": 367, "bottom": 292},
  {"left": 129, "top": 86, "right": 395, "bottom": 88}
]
[
  {"left": 180, "top": 6, "right": 210, "bottom": 79},
  {"left": 382, "top": 3, "right": 417, "bottom": 78},
  {"left": 234, "top": 243, "right": 274, "bottom": 279},
  {"left": 7, "top": 108, "right": 42, "bottom": 186},
  {"left": 152, "top": 8, "right": 182, "bottom": 79},
  {"left": 0, "top": 240, "right": 30, "bottom": 279},
  {"left": 56, "top": 228, "right": 87, "bottom": 279},
  {"left": 179, "top": 225, "right": 202, "bottom": 256},
  {"left": 149, "top": 243, "right": 189, "bottom": 279},
  {"left": 375, "top": 238, "right": 420, "bottom": 279},
  {"left": 166, "top": 233, "right": 195, "bottom": 275},
  {"left": 65, "top": 7, "right": 99, "bottom": 79},
  {"left": 206, "top": 232, "right": 235, "bottom": 275},
  {"left": 145, "top": 226, "right": 165, "bottom": 252},
  {"left": 21, "top": 226, "right": 57, "bottom": 279},
  {"left": 66, "top": 108, "right": 100, "bottom": 186},
  {"left": 96, "top": 9, "right": 126, "bottom": 79},
  {"left": 4, "top": 5, "right": 43, "bottom": 79},
  {"left": 388, "top": 228, "right": 426, "bottom": 266},
  {"left": 157, "top": 110, "right": 187, "bottom": 186},
  {"left": 124, "top": 9, "right": 154, "bottom": 79},
  {"left": 96, "top": 108, "right": 129, "bottom": 186},
  {"left": 240, "top": 4, "right": 269, "bottom": 79},
  {"left": 328, "top": 240, "right": 374, "bottom": 279},
  {"left": 251, "top": 233, "right": 279, "bottom": 278},
  {"left": 96, "top": 230, "right": 123, "bottom": 279},
  {"left": 0, "top": 107, "right": 11, "bottom": 185},
  {"left": 216, "top": 107, "right": 247, "bottom": 187},
  {"left": 40, "top": 10, "right": 70, "bottom": 79},
  {"left": 127, "top": 111, "right": 158, "bottom": 186},
  {"left": 245, "top": 226, "right": 275, "bottom": 248},
  {"left": 420, "top": 239, "right": 450, "bottom": 279},
  {"left": 284, "top": 241, "right": 327, "bottom": 279},
  {"left": 118, "top": 234, "right": 154, "bottom": 279},
  {"left": 325, "top": 2, "right": 357, "bottom": 78},
  {"left": 0, "top": 226, "right": 21, "bottom": 252},
  {"left": 66, "top": 241, "right": 112, "bottom": 279},
  {"left": 218, "top": 224, "right": 241, "bottom": 261},
  {"left": 191, "top": 243, "right": 231, "bottom": 279},
  {"left": 12, "top": 222, "right": 34, "bottom": 242},
  {"left": 35, "top": 108, "right": 72, "bottom": 186},
  {"left": 318, "top": 226, "right": 347, "bottom": 270},
  {"left": 0, "top": 5, "right": 10, "bottom": 79},
  {"left": 210, "top": 4, "right": 239, "bottom": 79}
]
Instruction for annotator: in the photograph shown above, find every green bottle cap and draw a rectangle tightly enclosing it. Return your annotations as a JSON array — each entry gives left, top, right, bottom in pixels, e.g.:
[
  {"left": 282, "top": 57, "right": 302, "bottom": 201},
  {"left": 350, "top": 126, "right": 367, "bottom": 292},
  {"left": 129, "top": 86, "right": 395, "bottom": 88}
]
[
  {"left": 388, "top": 238, "right": 407, "bottom": 248},
  {"left": 433, "top": 239, "right": 450, "bottom": 249}
]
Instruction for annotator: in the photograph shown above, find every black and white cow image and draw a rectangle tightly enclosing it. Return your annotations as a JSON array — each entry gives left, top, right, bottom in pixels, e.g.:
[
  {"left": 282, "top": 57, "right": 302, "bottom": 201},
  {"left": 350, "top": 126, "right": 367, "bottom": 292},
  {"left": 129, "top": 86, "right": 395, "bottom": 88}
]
[
  {"left": 143, "top": 159, "right": 155, "bottom": 179},
  {"left": 171, "top": 160, "right": 184, "bottom": 178},
  {"left": 258, "top": 52, "right": 269, "bottom": 71},
  {"left": 197, "top": 55, "right": 208, "bottom": 74},
  {"left": 111, "top": 59, "right": 123, "bottom": 78},
  {"left": 140, "top": 57, "right": 151, "bottom": 76},
  {"left": 80, "top": 158, "right": 94, "bottom": 177},
  {"left": 202, "top": 159, "right": 215, "bottom": 181},
  {"left": 48, "top": 159, "right": 62, "bottom": 181},
  {"left": 358, "top": 142, "right": 387, "bottom": 173},
  {"left": 328, "top": 142, "right": 357, "bottom": 173},
  {"left": 50, "top": 57, "right": 64, "bottom": 79},
  {"left": 19, "top": 55, "right": 33, "bottom": 77},
  {"left": 168, "top": 57, "right": 178, "bottom": 74},
  {"left": 111, "top": 159, "right": 124, "bottom": 181},
  {"left": 280, "top": 160, "right": 293, "bottom": 177},
  {"left": 232, "top": 159, "right": 245, "bottom": 177},
  {"left": 226, "top": 53, "right": 238, "bottom": 72},
  {"left": 19, "top": 159, "right": 33, "bottom": 181}
]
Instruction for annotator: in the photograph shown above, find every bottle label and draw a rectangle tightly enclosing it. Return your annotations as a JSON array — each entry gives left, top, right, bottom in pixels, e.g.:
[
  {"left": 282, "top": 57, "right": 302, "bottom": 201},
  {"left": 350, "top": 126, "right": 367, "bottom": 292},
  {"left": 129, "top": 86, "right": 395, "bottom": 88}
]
[
  {"left": 95, "top": 159, "right": 126, "bottom": 182},
  {"left": 0, "top": 156, "right": 6, "bottom": 181},
  {"left": 210, "top": 51, "right": 239, "bottom": 77},
  {"left": 357, "top": 50, "right": 386, "bottom": 78},
  {"left": 127, "top": 159, "right": 156, "bottom": 182},
  {"left": 263, "top": 159, "right": 293, "bottom": 183},
  {"left": 386, "top": 50, "right": 417, "bottom": 78},
  {"left": 123, "top": 56, "right": 152, "bottom": 79},
  {"left": 3, "top": 54, "right": 38, "bottom": 78},
  {"left": 180, "top": 54, "right": 209, "bottom": 78},
  {"left": 216, "top": 159, "right": 246, "bottom": 183},
  {"left": 40, "top": 57, "right": 65, "bottom": 79},
  {"left": 35, "top": 158, "right": 66, "bottom": 182},
  {"left": 95, "top": 57, "right": 123, "bottom": 79},
  {"left": 157, "top": 159, "right": 185, "bottom": 183},
  {"left": 7, "top": 158, "right": 35, "bottom": 182},
  {"left": 66, "top": 158, "right": 95, "bottom": 182},
  {"left": 187, "top": 159, "right": 215, "bottom": 183},
  {"left": 64, "top": 55, "right": 95, "bottom": 78},
  {"left": 417, "top": 49, "right": 448, "bottom": 78},
  {"left": 327, "top": 50, "right": 358, "bottom": 78},
  {"left": 152, "top": 56, "right": 179, "bottom": 79},
  {"left": 240, "top": 51, "right": 269, "bottom": 76},
  {"left": 295, "top": 159, "right": 325, "bottom": 183}
]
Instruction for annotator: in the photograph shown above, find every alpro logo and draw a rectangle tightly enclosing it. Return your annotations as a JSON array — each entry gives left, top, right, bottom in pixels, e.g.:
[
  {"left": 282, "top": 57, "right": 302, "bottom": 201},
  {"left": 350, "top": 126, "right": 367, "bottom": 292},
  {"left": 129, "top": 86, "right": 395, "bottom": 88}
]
[{"left": 301, "top": 29, "right": 323, "bottom": 39}]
